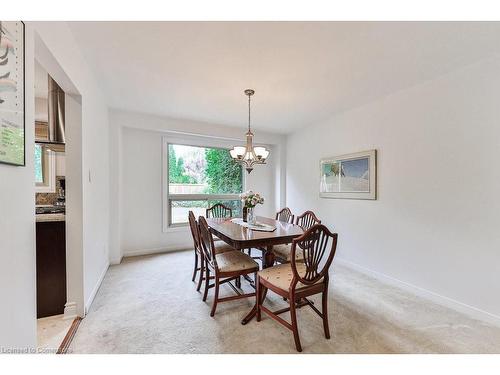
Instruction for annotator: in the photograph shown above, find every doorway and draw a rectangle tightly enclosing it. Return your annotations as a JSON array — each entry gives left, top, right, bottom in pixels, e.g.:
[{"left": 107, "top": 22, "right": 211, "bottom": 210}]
[{"left": 33, "top": 33, "right": 84, "bottom": 353}]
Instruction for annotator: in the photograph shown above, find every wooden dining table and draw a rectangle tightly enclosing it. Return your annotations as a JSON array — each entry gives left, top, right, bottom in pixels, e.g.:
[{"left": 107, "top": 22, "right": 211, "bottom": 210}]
[{"left": 206, "top": 215, "right": 304, "bottom": 324}]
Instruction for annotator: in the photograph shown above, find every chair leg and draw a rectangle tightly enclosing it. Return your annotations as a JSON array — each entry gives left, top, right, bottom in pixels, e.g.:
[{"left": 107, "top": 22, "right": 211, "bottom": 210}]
[
  {"left": 196, "top": 259, "right": 204, "bottom": 292},
  {"left": 248, "top": 248, "right": 252, "bottom": 257},
  {"left": 236, "top": 276, "right": 241, "bottom": 289},
  {"left": 322, "top": 289, "right": 330, "bottom": 339},
  {"left": 192, "top": 251, "right": 198, "bottom": 282},
  {"left": 256, "top": 275, "right": 262, "bottom": 322},
  {"left": 202, "top": 264, "right": 210, "bottom": 302},
  {"left": 210, "top": 276, "right": 220, "bottom": 317},
  {"left": 289, "top": 295, "right": 303, "bottom": 352}
]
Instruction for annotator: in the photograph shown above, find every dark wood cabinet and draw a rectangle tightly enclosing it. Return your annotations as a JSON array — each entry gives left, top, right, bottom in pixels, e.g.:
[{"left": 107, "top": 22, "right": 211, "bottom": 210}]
[{"left": 36, "top": 220, "right": 67, "bottom": 318}]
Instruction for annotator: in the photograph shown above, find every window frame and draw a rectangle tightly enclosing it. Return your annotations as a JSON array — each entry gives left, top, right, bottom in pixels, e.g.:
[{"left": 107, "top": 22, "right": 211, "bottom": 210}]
[
  {"left": 162, "top": 135, "right": 246, "bottom": 232},
  {"left": 35, "top": 144, "right": 56, "bottom": 193}
]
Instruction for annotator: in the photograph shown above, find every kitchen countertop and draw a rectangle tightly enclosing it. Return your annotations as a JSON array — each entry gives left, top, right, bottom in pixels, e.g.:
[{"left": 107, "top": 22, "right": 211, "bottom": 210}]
[{"left": 36, "top": 213, "right": 66, "bottom": 222}]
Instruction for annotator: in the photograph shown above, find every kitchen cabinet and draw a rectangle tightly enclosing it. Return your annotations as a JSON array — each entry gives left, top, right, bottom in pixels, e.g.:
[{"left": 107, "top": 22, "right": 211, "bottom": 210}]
[{"left": 36, "top": 220, "right": 66, "bottom": 318}]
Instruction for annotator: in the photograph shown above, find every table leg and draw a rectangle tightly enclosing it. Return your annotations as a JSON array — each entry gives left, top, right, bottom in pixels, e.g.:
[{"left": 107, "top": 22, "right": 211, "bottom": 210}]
[{"left": 241, "top": 245, "right": 275, "bottom": 325}]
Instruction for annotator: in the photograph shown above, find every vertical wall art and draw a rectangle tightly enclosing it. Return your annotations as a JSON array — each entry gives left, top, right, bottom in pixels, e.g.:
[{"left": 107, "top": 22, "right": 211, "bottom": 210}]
[{"left": 0, "top": 21, "right": 25, "bottom": 166}]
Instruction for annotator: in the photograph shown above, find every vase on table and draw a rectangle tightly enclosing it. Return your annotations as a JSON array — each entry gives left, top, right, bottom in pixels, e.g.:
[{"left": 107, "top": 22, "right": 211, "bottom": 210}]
[
  {"left": 247, "top": 207, "right": 256, "bottom": 225},
  {"left": 239, "top": 190, "right": 264, "bottom": 224}
]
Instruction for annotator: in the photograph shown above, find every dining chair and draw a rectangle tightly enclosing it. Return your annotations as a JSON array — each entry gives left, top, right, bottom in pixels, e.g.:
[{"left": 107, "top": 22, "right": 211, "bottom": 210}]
[
  {"left": 296, "top": 210, "right": 321, "bottom": 231},
  {"left": 206, "top": 203, "right": 233, "bottom": 218},
  {"left": 276, "top": 207, "right": 294, "bottom": 224},
  {"left": 188, "top": 211, "right": 235, "bottom": 292},
  {"left": 271, "top": 210, "right": 321, "bottom": 263},
  {"left": 254, "top": 207, "right": 296, "bottom": 259},
  {"left": 198, "top": 216, "right": 259, "bottom": 317},
  {"left": 256, "top": 224, "right": 338, "bottom": 352}
]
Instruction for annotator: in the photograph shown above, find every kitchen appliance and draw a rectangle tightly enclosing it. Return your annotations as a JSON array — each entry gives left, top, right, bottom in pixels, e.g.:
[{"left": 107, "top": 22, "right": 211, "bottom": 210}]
[
  {"left": 35, "top": 75, "right": 66, "bottom": 152},
  {"left": 55, "top": 179, "right": 66, "bottom": 206}
]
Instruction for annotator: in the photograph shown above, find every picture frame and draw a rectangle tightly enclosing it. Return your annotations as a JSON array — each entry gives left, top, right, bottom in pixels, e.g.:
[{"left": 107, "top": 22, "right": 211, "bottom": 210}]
[
  {"left": 320, "top": 149, "right": 377, "bottom": 200},
  {"left": 0, "top": 21, "right": 25, "bottom": 167}
]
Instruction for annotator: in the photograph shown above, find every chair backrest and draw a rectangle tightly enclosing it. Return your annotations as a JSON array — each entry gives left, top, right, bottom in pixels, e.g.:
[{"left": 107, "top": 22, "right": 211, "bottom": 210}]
[
  {"left": 296, "top": 210, "right": 321, "bottom": 231},
  {"left": 290, "top": 224, "right": 338, "bottom": 286},
  {"left": 188, "top": 211, "right": 201, "bottom": 255},
  {"left": 206, "top": 203, "right": 232, "bottom": 218},
  {"left": 276, "top": 207, "right": 294, "bottom": 224},
  {"left": 198, "top": 216, "right": 217, "bottom": 268}
]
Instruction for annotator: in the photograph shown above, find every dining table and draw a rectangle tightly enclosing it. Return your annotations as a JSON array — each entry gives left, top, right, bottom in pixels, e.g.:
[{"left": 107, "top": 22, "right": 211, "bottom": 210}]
[{"left": 206, "top": 215, "right": 304, "bottom": 324}]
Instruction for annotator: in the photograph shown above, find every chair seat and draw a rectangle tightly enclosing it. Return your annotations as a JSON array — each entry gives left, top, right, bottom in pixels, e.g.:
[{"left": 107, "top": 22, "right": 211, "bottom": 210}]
[
  {"left": 271, "top": 244, "right": 304, "bottom": 262},
  {"left": 215, "top": 251, "right": 259, "bottom": 273},
  {"left": 258, "top": 263, "right": 322, "bottom": 292},
  {"left": 214, "top": 241, "right": 236, "bottom": 254}
]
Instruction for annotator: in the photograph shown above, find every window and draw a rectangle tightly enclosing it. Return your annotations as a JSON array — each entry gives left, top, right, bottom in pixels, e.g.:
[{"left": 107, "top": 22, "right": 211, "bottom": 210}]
[
  {"left": 166, "top": 142, "right": 243, "bottom": 227},
  {"left": 35, "top": 144, "right": 56, "bottom": 193},
  {"left": 35, "top": 144, "right": 44, "bottom": 184}
]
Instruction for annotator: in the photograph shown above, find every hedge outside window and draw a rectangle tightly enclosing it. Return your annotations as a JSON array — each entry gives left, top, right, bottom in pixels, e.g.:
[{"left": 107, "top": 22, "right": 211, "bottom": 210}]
[{"left": 167, "top": 143, "right": 243, "bottom": 226}]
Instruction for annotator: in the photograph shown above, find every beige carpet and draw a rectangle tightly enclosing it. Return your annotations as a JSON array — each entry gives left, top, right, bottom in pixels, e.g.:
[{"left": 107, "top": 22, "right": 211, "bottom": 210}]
[{"left": 69, "top": 250, "right": 500, "bottom": 353}]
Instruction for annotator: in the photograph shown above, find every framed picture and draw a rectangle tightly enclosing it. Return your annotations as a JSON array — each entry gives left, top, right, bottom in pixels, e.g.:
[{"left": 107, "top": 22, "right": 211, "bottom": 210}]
[
  {"left": 320, "top": 149, "right": 377, "bottom": 200},
  {"left": 0, "top": 21, "right": 25, "bottom": 166}
]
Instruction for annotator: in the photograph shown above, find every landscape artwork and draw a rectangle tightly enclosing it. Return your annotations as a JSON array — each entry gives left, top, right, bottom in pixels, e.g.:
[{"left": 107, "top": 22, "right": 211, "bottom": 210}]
[
  {"left": 320, "top": 150, "right": 376, "bottom": 200},
  {"left": 0, "top": 21, "right": 25, "bottom": 166}
]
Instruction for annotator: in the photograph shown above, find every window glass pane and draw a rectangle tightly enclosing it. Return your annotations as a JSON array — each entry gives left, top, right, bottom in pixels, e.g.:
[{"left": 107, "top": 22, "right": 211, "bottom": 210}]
[
  {"left": 170, "top": 200, "right": 208, "bottom": 225},
  {"left": 208, "top": 200, "right": 242, "bottom": 218},
  {"left": 168, "top": 144, "right": 242, "bottom": 195},
  {"left": 35, "top": 144, "right": 43, "bottom": 184}
]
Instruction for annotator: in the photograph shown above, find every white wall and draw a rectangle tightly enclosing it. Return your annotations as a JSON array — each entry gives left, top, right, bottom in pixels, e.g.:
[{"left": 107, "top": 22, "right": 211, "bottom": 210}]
[
  {"left": 35, "top": 97, "right": 48, "bottom": 122},
  {"left": 31, "top": 22, "right": 111, "bottom": 313},
  {"left": 55, "top": 153, "right": 65, "bottom": 176},
  {"left": 1, "top": 21, "right": 110, "bottom": 348},
  {"left": 286, "top": 56, "right": 500, "bottom": 321},
  {"left": 109, "top": 109, "right": 285, "bottom": 261},
  {"left": 0, "top": 25, "right": 36, "bottom": 350}
]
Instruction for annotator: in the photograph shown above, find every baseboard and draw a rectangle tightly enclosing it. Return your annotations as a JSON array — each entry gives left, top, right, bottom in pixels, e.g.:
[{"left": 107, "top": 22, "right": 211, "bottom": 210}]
[
  {"left": 336, "top": 257, "right": 500, "bottom": 327},
  {"left": 63, "top": 301, "right": 78, "bottom": 320},
  {"left": 109, "top": 255, "right": 123, "bottom": 265},
  {"left": 123, "top": 245, "right": 191, "bottom": 258},
  {"left": 85, "top": 261, "right": 109, "bottom": 314}
]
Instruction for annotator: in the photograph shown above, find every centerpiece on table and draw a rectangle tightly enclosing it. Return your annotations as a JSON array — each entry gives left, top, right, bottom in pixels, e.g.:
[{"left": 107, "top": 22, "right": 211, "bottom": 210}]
[{"left": 240, "top": 190, "right": 264, "bottom": 224}]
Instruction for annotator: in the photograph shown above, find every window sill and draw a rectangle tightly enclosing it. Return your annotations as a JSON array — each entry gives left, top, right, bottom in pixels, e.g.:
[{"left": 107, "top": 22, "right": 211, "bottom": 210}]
[
  {"left": 35, "top": 185, "right": 56, "bottom": 194},
  {"left": 163, "top": 224, "right": 190, "bottom": 234}
]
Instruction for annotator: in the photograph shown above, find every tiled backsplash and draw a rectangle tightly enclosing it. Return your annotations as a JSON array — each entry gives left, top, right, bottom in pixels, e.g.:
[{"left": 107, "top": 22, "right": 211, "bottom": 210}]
[{"left": 36, "top": 176, "right": 65, "bottom": 205}]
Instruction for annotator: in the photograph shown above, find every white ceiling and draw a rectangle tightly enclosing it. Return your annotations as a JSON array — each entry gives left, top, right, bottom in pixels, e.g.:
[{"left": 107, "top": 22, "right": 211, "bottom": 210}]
[{"left": 68, "top": 22, "right": 500, "bottom": 134}]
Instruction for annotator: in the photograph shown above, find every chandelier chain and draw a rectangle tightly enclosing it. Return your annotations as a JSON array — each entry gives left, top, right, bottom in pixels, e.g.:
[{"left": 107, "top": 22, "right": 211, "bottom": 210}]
[{"left": 248, "top": 92, "right": 251, "bottom": 132}]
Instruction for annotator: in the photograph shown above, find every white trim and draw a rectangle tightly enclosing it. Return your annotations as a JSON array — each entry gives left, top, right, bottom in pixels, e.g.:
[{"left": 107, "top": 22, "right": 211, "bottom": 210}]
[
  {"left": 123, "top": 245, "right": 191, "bottom": 258},
  {"left": 336, "top": 258, "right": 500, "bottom": 327},
  {"left": 164, "top": 224, "right": 191, "bottom": 234},
  {"left": 63, "top": 301, "right": 78, "bottom": 320},
  {"left": 109, "top": 255, "right": 123, "bottom": 266},
  {"left": 169, "top": 193, "right": 241, "bottom": 201},
  {"left": 84, "top": 261, "right": 109, "bottom": 314}
]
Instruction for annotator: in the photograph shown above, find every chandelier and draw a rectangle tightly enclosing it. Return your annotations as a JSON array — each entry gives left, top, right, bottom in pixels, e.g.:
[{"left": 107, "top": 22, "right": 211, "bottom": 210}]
[{"left": 230, "top": 89, "right": 270, "bottom": 173}]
